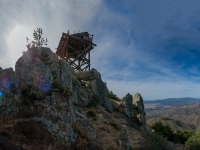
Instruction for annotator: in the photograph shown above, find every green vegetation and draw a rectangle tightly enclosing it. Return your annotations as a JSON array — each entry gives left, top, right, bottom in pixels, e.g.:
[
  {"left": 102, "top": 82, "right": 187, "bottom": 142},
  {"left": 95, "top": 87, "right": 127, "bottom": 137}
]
[
  {"left": 41, "top": 51, "right": 52, "bottom": 66},
  {"left": 52, "top": 79, "right": 62, "bottom": 91},
  {"left": 20, "top": 83, "right": 43, "bottom": 103},
  {"left": 87, "top": 95, "right": 99, "bottom": 108},
  {"left": 151, "top": 121, "right": 174, "bottom": 141},
  {"left": 147, "top": 117, "right": 195, "bottom": 131},
  {"left": 142, "top": 130, "right": 172, "bottom": 150},
  {"left": 108, "top": 90, "right": 120, "bottom": 101},
  {"left": 151, "top": 121, "right": 194, "bottom": 145},
  {"left": 55, "top": 105, "right": 63, "bottom": 110},
  {"left": 185, "top": 131, "right": 200, "bottom": 150},
  {"left": 52, "top": 79, "right": 73, "bottom": 97},
  {"left": 62, "top": 86, "right": 73, "bottom": 97},
  {"left": 174, "top": 130, "right": 194, "bottom": 144}
]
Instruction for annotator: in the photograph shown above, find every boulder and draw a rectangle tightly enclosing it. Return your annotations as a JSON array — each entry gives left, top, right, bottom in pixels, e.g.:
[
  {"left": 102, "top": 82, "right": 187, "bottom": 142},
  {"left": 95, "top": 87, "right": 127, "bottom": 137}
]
[{"left": 75, "top": 68, "right": 101, "bottom": 81}]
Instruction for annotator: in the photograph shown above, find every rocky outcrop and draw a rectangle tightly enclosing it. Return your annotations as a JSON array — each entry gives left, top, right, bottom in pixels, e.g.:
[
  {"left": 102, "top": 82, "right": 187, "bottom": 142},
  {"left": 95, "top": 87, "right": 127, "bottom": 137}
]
[
  {"left": 59, "top": 59, "right": 89, "bottom": 106},
  {"left": 76, "top": 68, "right": 113, "bottom": 112},
  {"left": 89, "top": 70, "right": 113, "bottom": 112},
  {"left": 15, "top": 48, "right": 53, "bottom": 93},
  {"left": 120, "top": 125, "right": 134, "bottom": 150},
  {"left": 122, "top": 92, "right": 146, "bottom": 130},
  {"left": 0, "top": 47, "right": 116, "bottom": 147},
  {"left": 15, "top": 47, "right": 89, "bottom": 106},
  {"left": 133, "top": 92, "right": 146, "bottom": 130},
  {"left": 32, "top": 95, "right": 96, "bottom": 146},
  {"left": 122, "top": 93, "right": 134, "bottom": 118}
]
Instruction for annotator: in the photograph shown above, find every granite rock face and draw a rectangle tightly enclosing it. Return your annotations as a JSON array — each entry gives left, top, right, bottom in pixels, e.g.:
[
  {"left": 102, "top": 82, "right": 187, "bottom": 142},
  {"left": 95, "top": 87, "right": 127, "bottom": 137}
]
[
  {"left": 133, "top": 92, "right": 146, "bottom": 130},
  {"left": 76, "top": 68, "right": 113, "bottom": 112},
  {"left": 122, "top": 92, "right": 146, "bottom": 130},
  {"left": 120, "top": 125, "right": 134, "bottom": 150},
  {"left": 122, "top": 93, "right": 134, "bottom": 119},
  {"left": 59, "top": 59, "right": 89, "bottom": 106},
  {"left": 0, "top": 47, "right": 115, "bottom": 147},
  {"left": 15, "top": 47, "right": 89, "bottom": 106},
  {"left": 32, "top": 95, "right": 96, "bottom": 146},
  {"left": 89, "top": 69, "right": 113, "bottom": 112}
]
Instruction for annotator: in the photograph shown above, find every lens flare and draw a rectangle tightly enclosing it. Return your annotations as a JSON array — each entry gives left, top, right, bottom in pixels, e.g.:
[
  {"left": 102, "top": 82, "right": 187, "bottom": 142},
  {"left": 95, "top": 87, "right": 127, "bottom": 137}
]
[
  {"left": 35, "top": 77, "right": 51, "bottom": 93},
  {"left": 0, "top": 91, "right": 3, "bottom": 103},
  {"left": 1, "top": 78, "right": 12, "bottom": 89}
]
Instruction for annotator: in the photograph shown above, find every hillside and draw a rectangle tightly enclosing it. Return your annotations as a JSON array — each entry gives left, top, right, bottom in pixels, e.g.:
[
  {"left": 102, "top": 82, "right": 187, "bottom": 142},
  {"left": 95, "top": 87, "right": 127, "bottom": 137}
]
[
  {"left": 145, "top": 100, "right": 200, "bottom": 130},
  {"left": 146, "top": 117, "right": 195, "bottom": 131}
]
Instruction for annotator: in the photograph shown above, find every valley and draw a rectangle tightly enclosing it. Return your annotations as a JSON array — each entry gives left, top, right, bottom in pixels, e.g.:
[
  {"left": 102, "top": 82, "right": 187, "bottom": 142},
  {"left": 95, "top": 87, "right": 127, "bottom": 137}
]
[{"left": 144, "top": 98, "right": 200, "bottom": 131}]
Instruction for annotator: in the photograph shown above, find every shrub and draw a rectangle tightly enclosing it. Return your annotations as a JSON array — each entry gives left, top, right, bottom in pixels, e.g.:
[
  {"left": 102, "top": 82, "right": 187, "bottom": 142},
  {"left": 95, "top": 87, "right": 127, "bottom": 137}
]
[
  {"left": 62, "top": 86, "right": 73, "bottom": 97},
  {"left": 142, "top": 130, "right": 172, "bottom": 150},
  {"left": 87, "top": 95, "right": 99, "bottom": 108},
  {"left": 151, "top": 121, "right": 174, "bottom": 141},
  {"left": 51, "top": 80, "right": 73, "bottom": 97},
  {"left": 174, "top": 130, "right": 194, "bottom": 144},
  {"left": 20, "top": 83, "right": 43, "bottom": 103},
  {"left": 28, "top": 90, "right": 43, "bottom": 100},
  {"left": 55, "top": 105, "right": 63, "bottom": 110},
  {"left": 41, "top": 50, "right": 53, "bottom": 68},
  {"left": 87, "top": 109, "right": 96, "bottom": 117},
  {"left": 108, "top": 90, "right": 120, "bottom": 101},
  {"left": 52, "top": 79, "right": 63, "bottom": 91},
  {"left": 185, "top": 131, "right": 200, "bottom": 150}
]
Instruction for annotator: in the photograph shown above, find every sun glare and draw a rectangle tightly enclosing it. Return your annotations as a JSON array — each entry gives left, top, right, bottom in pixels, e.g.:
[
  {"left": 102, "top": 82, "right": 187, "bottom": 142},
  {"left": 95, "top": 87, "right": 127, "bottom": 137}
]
[{"left": 7, "top": 26, "right": 33, "bottom": 70}]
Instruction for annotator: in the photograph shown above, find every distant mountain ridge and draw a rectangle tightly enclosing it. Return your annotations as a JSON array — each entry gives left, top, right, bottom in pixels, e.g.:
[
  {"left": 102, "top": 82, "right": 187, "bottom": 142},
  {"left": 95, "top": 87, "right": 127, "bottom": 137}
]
[{"left": 144, "top": 97, "right": 200, "bottom": 106}]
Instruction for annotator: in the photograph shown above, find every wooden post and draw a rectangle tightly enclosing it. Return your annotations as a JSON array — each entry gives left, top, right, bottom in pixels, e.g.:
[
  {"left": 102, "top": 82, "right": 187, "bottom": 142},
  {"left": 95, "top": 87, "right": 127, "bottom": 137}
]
[{"left": 89, "top": 51, "right": 90, "bottom": 70}]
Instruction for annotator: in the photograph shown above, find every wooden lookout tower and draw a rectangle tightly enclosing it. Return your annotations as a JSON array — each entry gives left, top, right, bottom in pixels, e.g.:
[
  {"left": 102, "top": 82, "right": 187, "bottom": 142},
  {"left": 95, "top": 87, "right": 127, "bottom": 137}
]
[{"left": 56, "top": 31, "right": 96, "bottom": 71}]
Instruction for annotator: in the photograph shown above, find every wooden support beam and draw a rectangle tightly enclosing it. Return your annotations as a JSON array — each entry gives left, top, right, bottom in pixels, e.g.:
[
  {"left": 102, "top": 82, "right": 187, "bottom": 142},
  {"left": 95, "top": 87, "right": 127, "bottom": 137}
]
[{"left": 70, "top": 44, "right": 92, "bottom": 65}]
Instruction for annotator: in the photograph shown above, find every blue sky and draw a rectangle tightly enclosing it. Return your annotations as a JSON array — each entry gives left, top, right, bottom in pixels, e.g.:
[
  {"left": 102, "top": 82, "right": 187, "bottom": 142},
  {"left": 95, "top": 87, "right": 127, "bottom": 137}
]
[{"left": 1, "top": 0, "right": 200, "bottom": 100}]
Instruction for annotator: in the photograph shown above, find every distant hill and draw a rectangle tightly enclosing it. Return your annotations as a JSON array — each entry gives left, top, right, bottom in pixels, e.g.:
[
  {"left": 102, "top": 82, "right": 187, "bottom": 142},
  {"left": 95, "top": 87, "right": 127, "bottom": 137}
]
[
  {"left": 146, "top": 100, "right": 200, "bottom": 130},
  {"left": 146, "top": 117, "right": 195, "bottom": 131},
  {"left": 144, "top": 97, "right": 200, "bottom": 106}
]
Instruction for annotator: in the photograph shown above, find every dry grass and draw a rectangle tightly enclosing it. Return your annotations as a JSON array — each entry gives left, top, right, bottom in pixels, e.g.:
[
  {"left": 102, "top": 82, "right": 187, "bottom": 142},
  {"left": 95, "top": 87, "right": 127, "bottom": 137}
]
[{"left": 72, "top": 123, "right": 92, "bottom": 149}]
